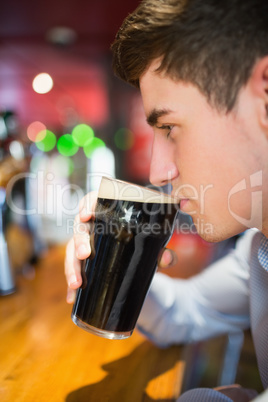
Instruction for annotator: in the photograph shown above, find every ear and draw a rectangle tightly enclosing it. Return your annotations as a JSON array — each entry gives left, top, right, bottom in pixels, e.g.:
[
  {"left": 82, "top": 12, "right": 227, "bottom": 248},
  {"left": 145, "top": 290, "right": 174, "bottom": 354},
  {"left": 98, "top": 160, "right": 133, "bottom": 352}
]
[{"left": 249, "top": 56, "right": 268, "bottom": 130}]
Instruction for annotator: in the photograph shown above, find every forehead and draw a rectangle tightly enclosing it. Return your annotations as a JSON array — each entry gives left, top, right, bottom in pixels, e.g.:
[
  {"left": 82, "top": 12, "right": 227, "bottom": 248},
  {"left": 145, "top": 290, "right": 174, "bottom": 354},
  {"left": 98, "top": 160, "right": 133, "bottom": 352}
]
[
  {"left": 140, "top": 60, "right": 208, "bottom": 120},
  {"left": 140, "top": 58, "right": 165, "bottom": 90},
  {"left": 140, "top": 60, "right": 177, "bottom": 116}
]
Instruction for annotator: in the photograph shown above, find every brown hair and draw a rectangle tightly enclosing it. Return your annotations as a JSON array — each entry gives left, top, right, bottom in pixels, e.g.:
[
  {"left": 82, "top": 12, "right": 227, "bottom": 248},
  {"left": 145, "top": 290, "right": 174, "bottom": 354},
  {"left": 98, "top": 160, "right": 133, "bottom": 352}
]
[{"left": 111, "top": 0, "right": 268, "bottom": 112}]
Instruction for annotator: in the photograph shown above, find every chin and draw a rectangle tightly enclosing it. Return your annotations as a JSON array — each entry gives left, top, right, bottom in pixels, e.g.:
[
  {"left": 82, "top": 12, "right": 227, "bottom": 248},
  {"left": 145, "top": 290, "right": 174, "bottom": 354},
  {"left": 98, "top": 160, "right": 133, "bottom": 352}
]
[
  {"left": 192, "top": 217, "right": 245, "bottom": 243},
  {"left": 198, "top": 231, "right": 228, "bottom": 243}
]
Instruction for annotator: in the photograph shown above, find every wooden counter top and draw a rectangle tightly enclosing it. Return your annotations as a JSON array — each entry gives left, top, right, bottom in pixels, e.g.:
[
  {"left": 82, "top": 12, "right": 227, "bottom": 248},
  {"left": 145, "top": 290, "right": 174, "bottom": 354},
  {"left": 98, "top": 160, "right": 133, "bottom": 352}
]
[{"left": 0, "top": 246, "right": 185, "bottom": 402}]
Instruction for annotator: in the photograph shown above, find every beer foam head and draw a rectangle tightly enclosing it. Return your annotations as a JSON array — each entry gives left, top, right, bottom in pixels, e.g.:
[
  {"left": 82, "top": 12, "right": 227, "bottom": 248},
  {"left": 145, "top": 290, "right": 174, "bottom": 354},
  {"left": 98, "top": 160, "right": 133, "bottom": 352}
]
[{"left": 98, "top": 176, "right": 177, "bottom": 203}]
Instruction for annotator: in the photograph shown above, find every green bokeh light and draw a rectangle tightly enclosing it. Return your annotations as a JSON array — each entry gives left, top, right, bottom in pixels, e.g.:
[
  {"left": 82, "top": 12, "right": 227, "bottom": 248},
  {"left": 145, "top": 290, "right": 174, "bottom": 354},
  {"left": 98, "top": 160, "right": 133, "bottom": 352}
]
[
  {"left": 35, "top": 130, "right": 56, "bottom": 152},
  {"left": 57, "top": 134, "right": 79, "bottom": 156},
  {"left": 72, "top": 124, "right": 94, "bottom": 147},
  {"left": 114, "top": 128, "right": 134, "bottom": 151},
  {"left": 83, "top": 137, "right": 106, "bottom": 158}
]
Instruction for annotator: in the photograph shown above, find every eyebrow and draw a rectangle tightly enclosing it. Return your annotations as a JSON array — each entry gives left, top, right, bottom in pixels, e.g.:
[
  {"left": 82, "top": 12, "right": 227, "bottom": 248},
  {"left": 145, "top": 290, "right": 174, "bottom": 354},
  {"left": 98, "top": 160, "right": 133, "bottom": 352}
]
[{"left": 146, "top": 108, "right": 172, "bottom": 127}]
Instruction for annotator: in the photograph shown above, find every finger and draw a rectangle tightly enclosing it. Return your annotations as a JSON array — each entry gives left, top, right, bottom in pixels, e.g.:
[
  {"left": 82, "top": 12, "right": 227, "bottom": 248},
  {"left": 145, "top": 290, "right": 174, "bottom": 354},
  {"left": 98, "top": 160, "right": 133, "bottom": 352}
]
[
  {"left": 64, "top": 238, "right": 83, "bottom": 289},
  {"left": 79, "top": 191, "right": 98, "bottom": 222},
  {"left": 74, "top": 191, "right": 98, "bottom": 258},
  {"left": 73, "top": 214, "right": 91, "bottom": 259},
  {"left": 158, "top": 248, "right": 178, "bottom": 269},
  {"left": 66, "top": 287, "right": 77, "bottom": 304}
]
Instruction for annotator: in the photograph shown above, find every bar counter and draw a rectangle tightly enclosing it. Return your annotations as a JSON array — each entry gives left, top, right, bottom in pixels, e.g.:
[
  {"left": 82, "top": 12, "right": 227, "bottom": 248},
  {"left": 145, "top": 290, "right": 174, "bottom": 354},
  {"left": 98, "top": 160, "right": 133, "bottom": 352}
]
[{"left": 0, "top": 245, "right": 185, "bottom": 402}]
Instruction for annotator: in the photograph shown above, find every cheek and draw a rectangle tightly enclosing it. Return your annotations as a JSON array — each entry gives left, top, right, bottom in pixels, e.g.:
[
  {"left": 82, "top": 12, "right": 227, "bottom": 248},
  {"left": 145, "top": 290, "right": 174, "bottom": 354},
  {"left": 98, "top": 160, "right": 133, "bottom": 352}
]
[
  {"left": 175, "top": 136, "right": 220, "bottom": 186},
  {"left": 175, "top": 117, "right": 263, "bottom": 233},
  {"left": 175, "top": 139, "right": 250, "bottom": 214},
  {"left": 192, "top": 157, "right": 259, "bottom": 233}
]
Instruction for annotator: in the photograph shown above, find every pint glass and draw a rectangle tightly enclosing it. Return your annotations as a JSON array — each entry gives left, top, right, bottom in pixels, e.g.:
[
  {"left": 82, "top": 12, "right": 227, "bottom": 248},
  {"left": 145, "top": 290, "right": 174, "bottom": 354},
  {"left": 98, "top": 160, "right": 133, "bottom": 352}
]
[{"left": 72, "top": 176, "right": 178, "bottom": 339}]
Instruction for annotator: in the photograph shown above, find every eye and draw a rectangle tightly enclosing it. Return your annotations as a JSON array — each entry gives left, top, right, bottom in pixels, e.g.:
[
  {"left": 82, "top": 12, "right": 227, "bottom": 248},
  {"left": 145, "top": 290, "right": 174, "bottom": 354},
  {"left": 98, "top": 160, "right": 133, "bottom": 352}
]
[{"left": 156, "top": 124, "right": 174, "bottom": 138}]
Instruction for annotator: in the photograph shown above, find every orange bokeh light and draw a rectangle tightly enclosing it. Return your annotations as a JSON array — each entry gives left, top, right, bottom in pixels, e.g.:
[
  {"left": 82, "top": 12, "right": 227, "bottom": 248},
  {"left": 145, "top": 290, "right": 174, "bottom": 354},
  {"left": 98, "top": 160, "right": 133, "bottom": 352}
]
[{"left": 27, "top": 121, "right": 46, "bottom": 142}]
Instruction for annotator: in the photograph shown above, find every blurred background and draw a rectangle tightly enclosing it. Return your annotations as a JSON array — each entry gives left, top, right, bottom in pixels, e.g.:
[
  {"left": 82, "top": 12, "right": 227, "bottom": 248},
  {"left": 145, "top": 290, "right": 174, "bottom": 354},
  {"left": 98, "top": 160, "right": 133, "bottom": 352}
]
[
  {"left": 0, "top": 0, "right": 155, "bottom": 256},
  {"left": 0, "top": 0, "right": 213, "bottom": 273}
]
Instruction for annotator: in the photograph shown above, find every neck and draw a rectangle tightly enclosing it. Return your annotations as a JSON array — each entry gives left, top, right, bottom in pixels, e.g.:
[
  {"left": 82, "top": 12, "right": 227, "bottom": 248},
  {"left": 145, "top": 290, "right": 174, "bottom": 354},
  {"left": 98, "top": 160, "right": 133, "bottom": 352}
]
[
  {"left": 262, "top": 225, "right": 268, "bottom": 239},
  {"left": 261, "top": 211, "right": 268, "bottom": 238}
]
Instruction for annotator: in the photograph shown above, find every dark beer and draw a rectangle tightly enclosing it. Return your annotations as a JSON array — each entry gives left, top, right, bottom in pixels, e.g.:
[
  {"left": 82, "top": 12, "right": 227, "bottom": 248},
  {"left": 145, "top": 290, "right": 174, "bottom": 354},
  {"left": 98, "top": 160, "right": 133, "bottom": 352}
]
[{"left": 72, "top": 178, "right": 178, "bottom": 339}]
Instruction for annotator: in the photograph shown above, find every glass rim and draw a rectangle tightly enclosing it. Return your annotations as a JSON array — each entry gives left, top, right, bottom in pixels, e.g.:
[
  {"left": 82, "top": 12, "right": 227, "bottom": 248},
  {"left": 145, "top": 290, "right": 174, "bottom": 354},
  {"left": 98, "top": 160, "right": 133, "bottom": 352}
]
[{"left": 98, "top": 175, "right": 178, "bottom": 204}]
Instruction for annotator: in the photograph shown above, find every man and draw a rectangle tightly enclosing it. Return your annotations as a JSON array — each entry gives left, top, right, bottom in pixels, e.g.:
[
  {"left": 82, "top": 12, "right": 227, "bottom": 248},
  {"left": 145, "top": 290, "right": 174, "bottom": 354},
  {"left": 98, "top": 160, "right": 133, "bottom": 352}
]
[{"left": 65, "top": 0, "right": 268, "bottom": 400}]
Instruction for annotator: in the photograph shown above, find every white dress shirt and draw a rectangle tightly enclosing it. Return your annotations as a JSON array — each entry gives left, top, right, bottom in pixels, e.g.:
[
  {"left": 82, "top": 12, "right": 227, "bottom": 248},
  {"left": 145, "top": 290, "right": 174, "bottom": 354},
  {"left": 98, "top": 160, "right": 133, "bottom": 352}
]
[
  {"left": 137, "top": 229, "right": 255, "bottom": 347},
  {"left": 137, "top": 228, "right": 268, "bottom": 400}
]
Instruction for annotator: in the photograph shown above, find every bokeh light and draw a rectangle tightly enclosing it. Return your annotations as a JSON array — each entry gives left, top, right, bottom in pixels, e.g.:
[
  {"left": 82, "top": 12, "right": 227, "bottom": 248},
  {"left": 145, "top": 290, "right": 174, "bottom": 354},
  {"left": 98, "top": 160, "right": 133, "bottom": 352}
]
[
  {"left": 114, "top": 128, "right": 135, "bottom": 150},
  {"left": 27, "top": 121, "right": 46, "bottom": 142},
  {"left": 52, "top": 155, "right": 74, "bottom": 177},
  {"left": 89, "top": 147, "right": 115, "bottom": 191},
  {"left": 35, "top": 130, "right": 57, "bottom": 152},
  {"left": 32, "top": 73, "right": 53, "bottom": 94},
  {"left": 9, "top": 141, "right": 25, "bottom": 160},
  {"left": 57, "top": 134, "right": 79, "bottom": 156},
  {"left": 30, "top": 155, "right": 43, "bottom": 172},
  {"left": 83, "top": 137, "right": 106, "bottom": 158},
  {"left": 72, "top": 124, "right": 94, "bottom": 147}
]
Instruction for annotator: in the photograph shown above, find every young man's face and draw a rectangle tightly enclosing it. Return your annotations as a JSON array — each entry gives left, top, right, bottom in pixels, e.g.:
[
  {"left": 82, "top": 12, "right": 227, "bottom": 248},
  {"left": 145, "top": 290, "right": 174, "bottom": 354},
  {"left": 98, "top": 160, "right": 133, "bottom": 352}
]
[{"left": 140, "top": 59, "right": 266, "bottom": 242}]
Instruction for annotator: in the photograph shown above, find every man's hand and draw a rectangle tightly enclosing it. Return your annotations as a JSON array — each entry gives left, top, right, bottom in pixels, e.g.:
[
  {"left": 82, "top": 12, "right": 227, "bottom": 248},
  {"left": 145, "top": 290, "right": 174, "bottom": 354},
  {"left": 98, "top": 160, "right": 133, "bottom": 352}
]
[{"left": 64, "top": 191, "right": 97, "bottom": 303}]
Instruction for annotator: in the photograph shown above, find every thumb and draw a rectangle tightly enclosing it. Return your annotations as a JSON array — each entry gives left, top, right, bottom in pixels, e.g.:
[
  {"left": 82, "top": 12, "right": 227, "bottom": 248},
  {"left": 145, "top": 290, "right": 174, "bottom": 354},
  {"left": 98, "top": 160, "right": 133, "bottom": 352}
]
[{"left": 158, "top": 248, "right": 178, "bottom": 269}]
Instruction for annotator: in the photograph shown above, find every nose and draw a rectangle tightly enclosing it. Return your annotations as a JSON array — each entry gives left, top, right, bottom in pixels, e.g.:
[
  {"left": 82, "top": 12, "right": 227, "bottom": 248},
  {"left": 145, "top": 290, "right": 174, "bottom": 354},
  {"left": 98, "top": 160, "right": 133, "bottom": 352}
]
[{"left": 149, "top": 134, "right": 179, "bottom": 187}]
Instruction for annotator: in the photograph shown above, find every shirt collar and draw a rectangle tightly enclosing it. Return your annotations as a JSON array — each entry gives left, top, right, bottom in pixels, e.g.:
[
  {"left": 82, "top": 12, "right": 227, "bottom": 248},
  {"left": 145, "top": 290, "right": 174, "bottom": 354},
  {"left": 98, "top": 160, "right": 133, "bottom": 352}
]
[{"left": 257, "top": 234, "right": 268, "bottom": 271}]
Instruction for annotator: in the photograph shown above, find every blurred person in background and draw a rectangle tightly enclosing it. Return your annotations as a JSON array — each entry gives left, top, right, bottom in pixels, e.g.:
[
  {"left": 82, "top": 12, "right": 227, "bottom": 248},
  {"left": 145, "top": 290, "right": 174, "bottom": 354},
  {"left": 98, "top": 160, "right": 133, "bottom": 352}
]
[{"left": 65, "top": 0, "right": 268, "bottom": 400}]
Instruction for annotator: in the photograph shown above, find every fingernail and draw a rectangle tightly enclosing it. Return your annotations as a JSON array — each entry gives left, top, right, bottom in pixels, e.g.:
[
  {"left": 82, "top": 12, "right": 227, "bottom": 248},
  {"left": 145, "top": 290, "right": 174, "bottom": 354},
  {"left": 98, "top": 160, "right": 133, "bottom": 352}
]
[
  {"left": 68, "top": 274, "right": 78, "bottom": 287},
  {"left": 158, "top": 249, "right": 174, "bottom": 268},
  {"left": 66, "top": 289, "right": 76, "bottom": 304},
  {"left": 163, "top": 250, "right": 173, "bottom": 266},
  {"left": 76, "top": 244, "right": 88, "bottom": 258}
]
